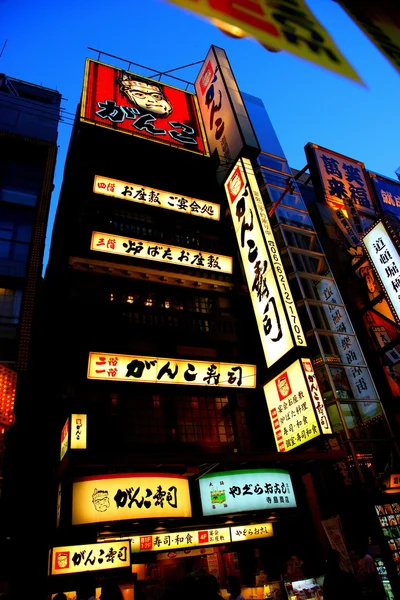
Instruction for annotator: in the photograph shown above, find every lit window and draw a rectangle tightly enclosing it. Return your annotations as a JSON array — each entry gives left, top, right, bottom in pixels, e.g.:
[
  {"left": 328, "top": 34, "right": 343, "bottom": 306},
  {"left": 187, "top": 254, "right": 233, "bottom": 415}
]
[
  {"left": 145, "top": 297, "right": 153, "bottom": 307},
  {"left": 165, "top": 300, "right": 170, "bottom": 309},
  {"left": 126, "top": 295, "right": 134, "bottom": 304},
  {"left": 110, "top": 293, "right": 114, "bottom": 302}
]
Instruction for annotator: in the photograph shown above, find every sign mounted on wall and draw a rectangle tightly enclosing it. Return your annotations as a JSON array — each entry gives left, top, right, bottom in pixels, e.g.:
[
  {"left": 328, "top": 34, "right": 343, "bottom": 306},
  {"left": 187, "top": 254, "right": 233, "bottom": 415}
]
[
  {"left": 129, "top": 527, "right": 230, "bottom": 553},
  {"left": 81, "top": 59, "right": 208, "bottom": 155},
  {"left": 51, "top": 540, "right": 131, "bottom": 575}
]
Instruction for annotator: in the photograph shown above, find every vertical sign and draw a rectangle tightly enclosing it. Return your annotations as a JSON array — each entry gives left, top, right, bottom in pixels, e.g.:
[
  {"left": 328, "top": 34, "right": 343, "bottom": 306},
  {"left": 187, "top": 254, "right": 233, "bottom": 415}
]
[
  {"left": 60, "top": 418, "right": 69, "bottom": 462},
  {"left": 71, "top": 414, "right": 87, "bottom": 449}
]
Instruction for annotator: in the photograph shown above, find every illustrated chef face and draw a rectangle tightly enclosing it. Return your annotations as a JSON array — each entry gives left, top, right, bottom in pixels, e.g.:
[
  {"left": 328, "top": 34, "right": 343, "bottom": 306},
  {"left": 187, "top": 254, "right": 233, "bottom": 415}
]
[
  {"left": 92, "top": 488, "right": 110, "bottom": 512},
  {"left": 118, "top": 73, "right": 173, "bottom": 117}
]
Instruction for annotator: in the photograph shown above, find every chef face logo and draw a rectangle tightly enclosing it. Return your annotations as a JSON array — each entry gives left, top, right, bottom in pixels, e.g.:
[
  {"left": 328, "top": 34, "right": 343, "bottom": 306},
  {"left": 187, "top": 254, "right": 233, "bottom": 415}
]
[
  {"left": 55, "top": 552, "right": 69, "bottom": 569},
  {"left": 92, "top": 488, "right": 110, "bottom": 512},
  {"left": 276, "top": 372, "right": 292, "bottom": 400},
  {"left": 118, "top": 72, "right": 173, "bottom": 117},
  {"left": 228, "top": 167, "right": 245, "bottom": 202}
]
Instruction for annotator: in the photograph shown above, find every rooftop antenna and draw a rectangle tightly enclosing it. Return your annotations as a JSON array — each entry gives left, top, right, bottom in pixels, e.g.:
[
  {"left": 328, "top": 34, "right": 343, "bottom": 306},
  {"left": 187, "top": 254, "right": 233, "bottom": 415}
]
[{"left": 0, "top": 40, "right": 8, "bottom": 60}]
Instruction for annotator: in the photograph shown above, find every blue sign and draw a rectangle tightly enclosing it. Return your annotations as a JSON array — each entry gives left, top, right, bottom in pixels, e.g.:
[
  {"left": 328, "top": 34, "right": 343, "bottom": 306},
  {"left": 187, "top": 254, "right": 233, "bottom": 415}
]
[{"left": 370, "top": 173, "right": 400, "bottom": 218}]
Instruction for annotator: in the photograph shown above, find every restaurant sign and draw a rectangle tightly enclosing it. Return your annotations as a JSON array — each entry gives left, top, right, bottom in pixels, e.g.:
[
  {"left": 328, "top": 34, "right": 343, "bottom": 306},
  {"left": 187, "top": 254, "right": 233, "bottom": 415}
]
[
  {"left": 130, "top": 527, "right": 230, "bottom": 553},
  {"left": 91, "top": 231, "right": 232, "bottom": 274},
  {"left": 87, "top": 353, "right": 256, "bottom": 388},
  {"left": 94, "top": 175, "right": 220, "bottom": 220},
  {"left": 51, "top": 540, "right": 130, "bottom": 575},
  {"left": 264, "top": 359, "right": 331, "bottom": 453},
  {"left": 199, "top": 469, "right": 296, "bottom": 516},
  {"left": 72, "top": 473, "right": 191, "bottom": 525},
  {"left": 230, "top": 522, "right": 273, "bottom": 542}
]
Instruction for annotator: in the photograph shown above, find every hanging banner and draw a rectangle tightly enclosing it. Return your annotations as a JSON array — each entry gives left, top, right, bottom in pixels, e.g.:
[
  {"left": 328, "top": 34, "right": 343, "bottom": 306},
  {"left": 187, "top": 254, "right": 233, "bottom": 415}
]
[{"left": 167, "top": 0, "right": 362, "bottom": 82}]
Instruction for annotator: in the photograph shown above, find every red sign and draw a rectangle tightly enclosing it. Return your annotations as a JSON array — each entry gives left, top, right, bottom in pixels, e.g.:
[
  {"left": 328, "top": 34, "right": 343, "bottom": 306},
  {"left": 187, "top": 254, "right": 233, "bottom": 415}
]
[{"left": 81, "top": 60, "right": 208, "bottom": 155}]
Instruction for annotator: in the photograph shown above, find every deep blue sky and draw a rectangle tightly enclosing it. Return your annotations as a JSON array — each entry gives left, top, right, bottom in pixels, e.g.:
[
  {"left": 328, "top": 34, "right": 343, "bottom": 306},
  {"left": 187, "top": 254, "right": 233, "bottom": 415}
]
[{"left": 2, "top": 0, "right": 400, "bottom": 272}]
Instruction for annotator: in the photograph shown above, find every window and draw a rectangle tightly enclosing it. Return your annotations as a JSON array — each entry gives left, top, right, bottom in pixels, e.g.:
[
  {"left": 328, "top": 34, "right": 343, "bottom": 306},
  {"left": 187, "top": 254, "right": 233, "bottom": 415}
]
[
  {"left": 174, "top": 395, "right": 234, "bottom": 444},
  {"left": 0, "top": 288, "right": 22, "bottom": 324}
]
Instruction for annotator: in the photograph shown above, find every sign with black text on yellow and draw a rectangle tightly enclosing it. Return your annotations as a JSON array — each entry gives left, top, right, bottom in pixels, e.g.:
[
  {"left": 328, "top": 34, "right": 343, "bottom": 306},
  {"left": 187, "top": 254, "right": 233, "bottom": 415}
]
[{"left": 164, "top": 0, "right": 362, "bottom": 83}]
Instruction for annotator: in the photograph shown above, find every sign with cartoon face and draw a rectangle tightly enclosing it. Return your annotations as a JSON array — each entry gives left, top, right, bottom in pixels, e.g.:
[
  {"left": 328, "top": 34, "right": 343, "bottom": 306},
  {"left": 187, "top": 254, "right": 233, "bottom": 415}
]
[
  {"left": 81, "top": 59, "right": 208, "bottom": 155},
  {"left": 72, "top": 474, "right": 192, "bottom": 525},
  {"left": 198, "top": 469, "right": 296, "bottom": 516},
  {"left": 51, "top": 540, "right": 130, "bottom": 575}
]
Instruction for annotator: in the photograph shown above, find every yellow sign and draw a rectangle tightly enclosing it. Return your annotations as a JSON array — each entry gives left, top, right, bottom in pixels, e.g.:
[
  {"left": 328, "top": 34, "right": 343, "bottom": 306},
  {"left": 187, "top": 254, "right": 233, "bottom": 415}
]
[
  {"left": 87, "top": 353, "right": 256, "bottom": 388},
  {"left": 230, "top": 522, "right": 273, "bottom": 542},
  {"left": 264, "top": 359, "right": 330, "bottom": 452},
  {"left": 94, "top": 175, "right": 220, "bottom": 221},
  {"left": 167, "top": 0, "right": 361, "bottom": 82},
  {"left": 70, "top": 414, "right": 87, "bottom": 449},
  {"left": 91, "top": 231, "right": 233, "bottom": 274},
  {"left": 72, "top": 474, "right": 192, "bottom": 525},
  {"left": 130, "top": 527, "right": 230, "bottom": 552},
  {"left": 51, "top": 540, "right": 130, "bottom": 575}
]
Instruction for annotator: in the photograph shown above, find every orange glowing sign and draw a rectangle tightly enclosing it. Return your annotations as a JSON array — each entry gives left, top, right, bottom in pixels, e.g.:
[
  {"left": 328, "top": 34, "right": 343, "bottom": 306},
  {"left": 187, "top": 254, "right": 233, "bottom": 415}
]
[
  {"left": 81, "top": 59, "right": 208, "bottom": 155},
  {"left": 0, "top": 365, "right": 16, "bottom": 428},
  {"left": 51, "top": 540, "right": 130, "bottom": 575}
]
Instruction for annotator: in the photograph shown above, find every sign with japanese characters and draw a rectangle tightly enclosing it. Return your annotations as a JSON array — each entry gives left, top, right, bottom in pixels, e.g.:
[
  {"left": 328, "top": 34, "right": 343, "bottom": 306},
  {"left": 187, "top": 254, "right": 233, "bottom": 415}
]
[
  {"left": 170, "top": 2, "right": 361, "bottom": 82},
  {"left": 363, "top": 220, "right": 400, "bottom": 325},
  {"left": 230, "top": 522, "right": 273, "bottom": 542},
  {"left": 51, "top": 540, "right": 130, "bottom": 575},
  {"left": 91, "top": 231, "right": 232, "bottom": 274},
  {"left": 225, "top": 157, "right": 306, "bottom": 368},
  {"left": 199, "top": 469, "right": 296, "bottom": 516},
  {"left": 195, "top": 45, "right": 259, "bottom": 183},
  {"left": 330, "top": 207, "right": 361, "bottom": 248},
  {"left": 70, "top": 414, "right": 87, "bottom": 450},
  {"left": 81, "top": 59, "right": 208, "bottom": 155},
  {"left": 72, "top": 474, "right": 191, "bottom": 525},
  {"left": 316, "top": 278, "right": 381, "bottom": 421},
  {"left": 87, "top": 353, "right": 256, "bottom": 388},
  {"left": 60, "top": 418, "right": 69, "bottom": 462},
  {"left": 130, "top": 527, "right": 230, "bottom": 553},
  {"left": 264, "top": 359, "right": 331, "bottom": 453},
  {"left": 93, "top": 175, "right": 220, "bottom": 220},
  {"left": 369, "top": 173, "right": 400, "bottom": 219},
  {"left": 306, "top": 144, "right": 376, "bottom": 223}
]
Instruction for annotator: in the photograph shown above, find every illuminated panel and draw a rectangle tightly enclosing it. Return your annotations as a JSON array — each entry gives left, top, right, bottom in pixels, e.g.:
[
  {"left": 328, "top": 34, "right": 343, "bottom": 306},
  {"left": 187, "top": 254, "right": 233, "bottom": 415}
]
[
  {"left": 301, "top": 358, "right": 332, "bottom": 435},
  {"left": 70, "top": 414, "right": 87, "bottom": 450},
  {"left": 51, "top": 540, "right": 130, "bottom": 575},
  {"left": 60, "top": 418, "right": 69, "bottom": 462},
  {"left": 93, "top": 175, "right": 220, "bottom": 221},
  {"left": 199, "top": 469, "right": 296, "bottom": 516},
  {"left": 72, "top": 474, "right": 191, "bottom": 525},
  {"left": 0, "top": 364, "right": 16, "bottom": 428},
  {"left": 129, "top": 527, "right": 230, "bottom": 553},
  {"left": 87, "top": 353, "right": 256, "bottom": 389},
  {"left": 363, "top": 220, "right": 400, "bottom": 325},
  {"left": 195, "top": 45, "right": 259, "bottom": 182},
  {"left": 91, "top": 231, "right": 232, "bottom": 274},
  {"left": 369, "top": 172, "right": 400, "bottom": 218},
  {"left": 264, "top": 360, "right": 326, "bottom": 452},
  {"left": 230, "top": 522, "right": 273, "bottom": 542},
  {"left": 81, "top": 59, "right": 208, "bottom": 156},
  {"left": 225, "top": 158, "right": 302, "bottom": 368}
]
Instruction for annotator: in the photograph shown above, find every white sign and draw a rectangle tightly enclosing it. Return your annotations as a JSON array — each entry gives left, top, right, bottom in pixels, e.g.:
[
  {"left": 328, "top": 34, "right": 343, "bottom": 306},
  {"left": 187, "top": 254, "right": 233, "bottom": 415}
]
[
  {"left": 363, "top": 220, "right": 400, "bottom": 324},
  {"left": 230, "top": 522, "right": 273, "bottom": 542},
  {"left": 87, "top": 353, "right": 256, "bottom": 388},
  {"left": 130, "top": 527, "right": 230, "bottom": 553},
  {"left": 199, "top": 469, "right": 296, "bottom": 516},
  {"left": 225, "top": 158, "right": 304, "bottom": 368},
  {"left": 93, "top": 175, "right": 220, "bottom": 221},
  {"left": 91, "top": 231, "right": 232, "bottom": 274},
  {"left": 71, "top": 414, "right": 87, "bottom": 449},
  {"left": 51, "top": 540, "right": 130, "bottom": 575},
  {"left": 195, "top": 45, "right": 259, "bottom": 183},
  {"left": 72, "top": 474, "right": 192, "bottom": 525}
]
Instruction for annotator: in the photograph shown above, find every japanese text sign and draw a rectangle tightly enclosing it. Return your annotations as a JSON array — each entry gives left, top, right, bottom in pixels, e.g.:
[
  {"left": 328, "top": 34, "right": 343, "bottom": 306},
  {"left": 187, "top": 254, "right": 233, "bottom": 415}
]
[
  {"left": 81, "top": 59, "right": 208, "bottom": 155},
  {"left": 224, "top": 157, "right": 306, "bottom": 368},
  {"left": 94, "top": 175, "right": 220, "bottom": 220},
  {"left": 72, "top": 473, "right": 191, "bottom": 525},
  {"left": 51, "top": 540, "right": 130, "bottom": 575},
  {"left": 130, "top": 527, "right": 230, "bottom": 553},
  {"left": 264, "top": 359, "right": 331, "bottom": 453},
  {"left": 369, "top": 173, "right": 400, "bottom": 219},
  {"left": 306, "top": 145, "right": 376, "bottom": 224},
  {"left": 168, "top": 2, "right": 361, "bottom": 83},
  {"left": 363, "top": 220, "right": 400, "bottom": 325},
  {"left": 71, "top": 414, "right": 87, "bottom": 450},
  {"left": 199, "top": 469, "right": 296, "bottom": 516},
  {"left": 91, "top": 231, "right": 232, "bottom": 274},
  {"left": 230, "top": 522, "right": 273, "bottom": 542},
  {"left": 195, "top": 45, "right": 259, "bottom": 183},
  {"left": 87, "top": 353, "right": 256, "bottom": 388}
]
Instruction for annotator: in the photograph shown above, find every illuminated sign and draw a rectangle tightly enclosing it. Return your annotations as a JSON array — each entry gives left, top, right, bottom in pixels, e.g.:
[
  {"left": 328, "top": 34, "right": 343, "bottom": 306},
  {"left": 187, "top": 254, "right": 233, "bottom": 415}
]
[
  {"left": 230, "top": 522, "right": 273, "bottom": 542},
  {"left": 91, "top": 231, "right": 232, "bottom": 274},
  {"left": 264, "top": 359, "right": 331, "bottom": 453},
  {"left": 199, "top": 469, "right": 296, "bottom": 516},
  {"left": 363, "top": 220, "right": 400, "bottom": 325},
  {"left": 389, "top": 475, "right": 400, "bottom": 489},
  {"left": 306, "top": 144, "right": 376, "bottom": 223},
  {"left": 130, "top": 527, "right": 230, "bottom": 553},
  {"left": 170, "top": 2, "right": 361, "bottom": 82},
  {"left": 224, "top": 157, "right": 306, "bottom": 368},
  {"left": 81, "top": 59, "right": 208, "bottom": 155},
  {"left": 51, "top": 540, "right": 130, "bottom": 575},
  {"left": 369, "top": 172, "right": 400, "bottom": 219},
  {"left": 60, "top": 418, "right": 69, "bottom": 461},
  {"left": 330, "top": 207, "right": 361, "bottom": 248},
  {"left": 72, "top": 474, "right": 191, "bottom": 525},
  {"left": 93, "top": 175, "right": 220, "bottom": 220},
  {"left": 0, "top": 364, "right": 16, "bottom": 428},
  {"left": 87, "top": 353, "right": 256, "bottom": 388},
  {"left": 71, "top": 414, "right": 87, "bottom": 450},
  {"left": 195, "top": 45, "right": 259, "bottom": 182}
]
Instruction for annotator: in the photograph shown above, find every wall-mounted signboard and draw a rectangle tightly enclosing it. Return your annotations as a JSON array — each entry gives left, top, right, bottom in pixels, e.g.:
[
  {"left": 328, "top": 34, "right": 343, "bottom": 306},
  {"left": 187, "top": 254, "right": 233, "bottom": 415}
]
[{"left": 51, "top": 540, "right": 131, "bottom": 575}]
